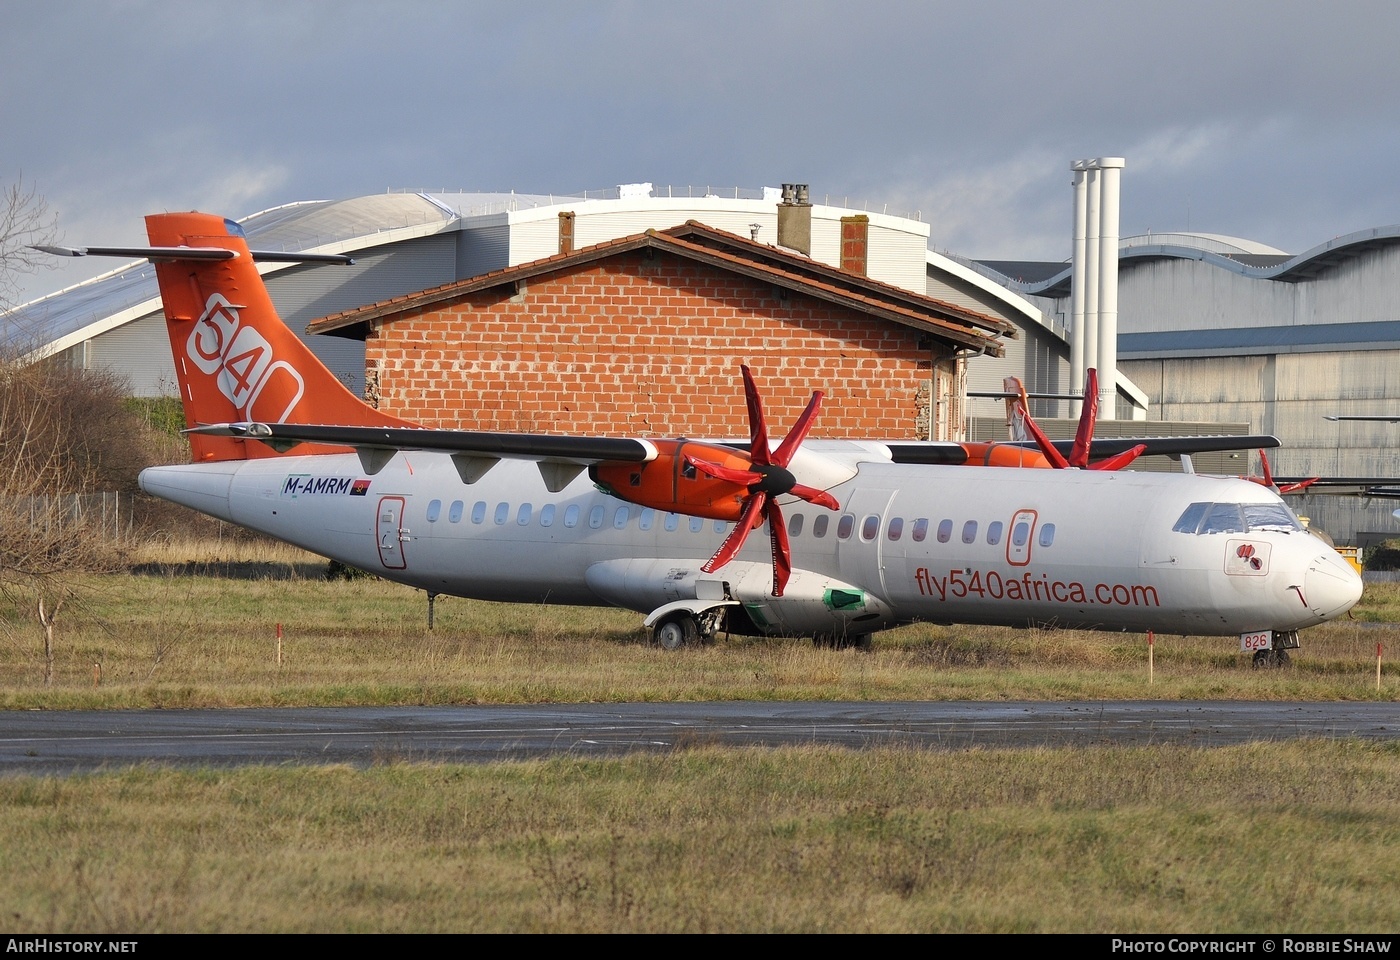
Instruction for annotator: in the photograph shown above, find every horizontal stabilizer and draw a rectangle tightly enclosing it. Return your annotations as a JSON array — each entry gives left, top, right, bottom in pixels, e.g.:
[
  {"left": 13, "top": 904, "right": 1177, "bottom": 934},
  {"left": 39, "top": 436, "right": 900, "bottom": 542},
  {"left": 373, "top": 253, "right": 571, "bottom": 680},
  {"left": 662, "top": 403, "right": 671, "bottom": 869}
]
[{"left": 32, "top": 244, "right": 353, "bottom": 265}]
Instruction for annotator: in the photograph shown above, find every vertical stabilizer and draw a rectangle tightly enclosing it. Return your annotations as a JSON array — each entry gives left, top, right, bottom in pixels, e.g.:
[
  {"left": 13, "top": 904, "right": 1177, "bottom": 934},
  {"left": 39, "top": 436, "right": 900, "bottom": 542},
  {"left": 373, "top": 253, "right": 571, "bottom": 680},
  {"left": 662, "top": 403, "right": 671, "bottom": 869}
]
[{"left": 145, "top": 212, "right": 416, "bottom": 461}]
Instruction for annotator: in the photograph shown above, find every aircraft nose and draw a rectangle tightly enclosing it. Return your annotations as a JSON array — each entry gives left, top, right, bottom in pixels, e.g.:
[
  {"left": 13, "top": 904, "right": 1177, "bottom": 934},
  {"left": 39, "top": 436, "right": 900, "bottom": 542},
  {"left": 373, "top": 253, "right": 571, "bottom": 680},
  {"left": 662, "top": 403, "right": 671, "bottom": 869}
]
[{"left": 1302, "top": 550, "right": 1364, "bottom": 622}]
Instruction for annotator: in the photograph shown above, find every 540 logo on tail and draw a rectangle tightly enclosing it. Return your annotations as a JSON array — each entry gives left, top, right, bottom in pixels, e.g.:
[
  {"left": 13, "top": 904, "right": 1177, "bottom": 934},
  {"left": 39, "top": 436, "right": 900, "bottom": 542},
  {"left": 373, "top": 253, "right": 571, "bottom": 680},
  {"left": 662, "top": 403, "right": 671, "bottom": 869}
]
[{"left": 187, "top": 293, "right": 306, "bottom": 422}]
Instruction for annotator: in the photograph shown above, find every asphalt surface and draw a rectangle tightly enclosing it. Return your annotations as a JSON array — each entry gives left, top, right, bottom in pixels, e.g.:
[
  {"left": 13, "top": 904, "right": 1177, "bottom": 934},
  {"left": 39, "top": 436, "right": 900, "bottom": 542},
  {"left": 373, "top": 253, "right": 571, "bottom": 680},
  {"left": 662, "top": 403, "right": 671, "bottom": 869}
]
[{"left": 1, "top": 700, "right": 1398, "bottom": 776}]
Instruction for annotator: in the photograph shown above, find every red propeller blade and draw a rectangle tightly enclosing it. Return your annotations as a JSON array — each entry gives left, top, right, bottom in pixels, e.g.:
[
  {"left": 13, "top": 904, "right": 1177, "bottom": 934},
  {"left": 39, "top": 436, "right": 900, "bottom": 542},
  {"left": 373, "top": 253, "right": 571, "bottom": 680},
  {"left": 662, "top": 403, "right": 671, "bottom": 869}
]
[
  {"left": 771, "top": 389, "right": 824, "bottom": 467},
  {"left": 1069, "top": 368, "right": 1099, "bottom": 468},
  {"left": 685, "top": 455, "right": 762, "bottom": 487},
  {"left": 1089, "top": 443, "right": 1146, "bottom": 471},
  {"left": 789, "top": 482, "right": 841, "bottom": 511},
  {"left": 702, "top": 491, "right": 767, "bottom": 576},
  {"left": 767, "top": 500, "right": 792, "bottom": 596},
  {"left": 740, "top": 365, "right": 771, "bottom": 466},
  {"left": 1019, "top": 405, "right": 1071, "bottom": 469}
]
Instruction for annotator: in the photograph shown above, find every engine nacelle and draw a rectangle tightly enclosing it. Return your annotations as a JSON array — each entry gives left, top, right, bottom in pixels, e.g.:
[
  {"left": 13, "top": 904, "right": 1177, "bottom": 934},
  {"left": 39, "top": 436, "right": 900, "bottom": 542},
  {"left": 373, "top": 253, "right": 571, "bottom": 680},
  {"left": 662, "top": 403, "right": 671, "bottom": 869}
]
[{"left": 590, "top": 439, "right": 751, "bottom": 520}]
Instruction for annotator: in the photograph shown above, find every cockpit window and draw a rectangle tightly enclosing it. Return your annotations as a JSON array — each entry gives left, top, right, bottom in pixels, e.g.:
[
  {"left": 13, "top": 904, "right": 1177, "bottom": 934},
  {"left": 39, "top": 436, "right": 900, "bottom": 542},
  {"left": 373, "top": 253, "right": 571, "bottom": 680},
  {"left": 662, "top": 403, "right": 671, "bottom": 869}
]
[
  {"left": 1201, "top": 503, "right": 1245, "bottom": 534},
  {"left": 1173, "top": 502, "right": 1210, "bottom": 534},
  {"left": 1243, "top": 503, "right": 1302, "bottom": 532},
  {"left": 1175, "top": 501, "right": 1301, "bottom": 535}
]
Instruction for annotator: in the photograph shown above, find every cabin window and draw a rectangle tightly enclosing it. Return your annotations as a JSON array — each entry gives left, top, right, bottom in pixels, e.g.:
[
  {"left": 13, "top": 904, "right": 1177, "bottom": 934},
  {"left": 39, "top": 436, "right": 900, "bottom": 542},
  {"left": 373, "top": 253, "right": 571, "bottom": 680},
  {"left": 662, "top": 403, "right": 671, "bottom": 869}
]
[
  {"left": 813, "top": 514, "right": 830, "bottom": 538},
  {"left": 664, "top": 512, "right": 680, "bottom": 532},
  {"left": 789, "top": 513, "right": 805, "bottom": 537},
  {"left": 937, "top": 519, "right": 953, "bottom": 543},
  {"left": 1038, "top": 523, "right": 1056, "bottom": 547},
  {"left": 613, "top": 507, "right": 630, "bottom": 529},
  {"left": 1201, "top": 503, "right": 1245, "bottom": 535},
  {"left": 517, "top": 503, "right": 532, "bottom": 526},
  {"left": 563, "top": 504, "right": 580, "bottom": 528},
  {"left": 589, "top": 505, "right": 606, "bottom": 529},
  {"left": 639, "top": 508, "right": 655, "bottom": 531},
  {"left": 448, "top": 500, "right": 464, "bottom": 523},
  {"left": 861, "top": 515, "right": 880, "bottom": 541},
  {"left": 426, "top": 499, "right": 442, "bottom": 523},
  {"left": 540, "top": 504, "right": 556, "bottom": 527},
  {"left": 837, "top": 514, "right": 855, "bottom": 540},
  {"left": 690, "top": 516, "right": 705, "bottom": 533},
  {"left": 1173, "top": 502, "right": 1210, "bottom": 534},
  {"left": 911, "top": 518, "right": 928, "bottom": 542},
  {"left": 1012, "top": 521, "right": 1030, "bottom": 546},
  {"left": 494, "top": 502, "right": 510, "bottom": 525},
  {"left": 962, "top": 520, "right": 978, "bottom": 544},
  {"left": 986, "top": 520, "right": 1003, "bottom": 545},
  {"left": 887, "top": 517, "right": 903, "bottom": 541}
]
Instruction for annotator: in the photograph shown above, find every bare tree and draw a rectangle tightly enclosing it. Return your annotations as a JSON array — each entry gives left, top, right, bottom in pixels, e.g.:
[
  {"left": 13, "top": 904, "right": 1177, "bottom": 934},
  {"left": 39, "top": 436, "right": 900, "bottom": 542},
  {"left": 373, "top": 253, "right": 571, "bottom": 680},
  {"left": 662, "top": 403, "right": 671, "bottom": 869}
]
[
  {"left": 0, "top": 175, "right": 58, "bottom": 310},
  {"left": 0, "top": 357, "right": 135, "bottom": 683}
]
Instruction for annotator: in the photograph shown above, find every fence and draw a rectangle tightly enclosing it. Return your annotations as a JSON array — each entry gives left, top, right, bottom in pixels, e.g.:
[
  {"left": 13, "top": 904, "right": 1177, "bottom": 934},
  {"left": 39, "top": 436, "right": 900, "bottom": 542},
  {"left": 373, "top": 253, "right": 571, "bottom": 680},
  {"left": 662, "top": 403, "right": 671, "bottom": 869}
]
[{"left": 9, "top": 491, "right": 135, "bottom": 543}]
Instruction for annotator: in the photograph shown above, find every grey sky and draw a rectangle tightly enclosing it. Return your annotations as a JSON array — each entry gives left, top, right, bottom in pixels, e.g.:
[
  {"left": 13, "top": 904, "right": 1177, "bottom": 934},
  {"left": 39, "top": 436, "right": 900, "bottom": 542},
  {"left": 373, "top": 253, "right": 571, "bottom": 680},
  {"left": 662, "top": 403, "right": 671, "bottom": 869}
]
[{"left": 6, "top": 0, "right": 1400, "bottom": 304}]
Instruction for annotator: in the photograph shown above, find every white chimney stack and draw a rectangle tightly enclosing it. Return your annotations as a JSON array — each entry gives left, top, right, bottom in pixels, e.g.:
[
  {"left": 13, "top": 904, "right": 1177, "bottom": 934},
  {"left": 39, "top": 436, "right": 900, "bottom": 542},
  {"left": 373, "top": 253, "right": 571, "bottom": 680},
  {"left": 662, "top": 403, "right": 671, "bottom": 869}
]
[{"left": 1068, "top": 157, "right": 1125, "bottom": 419}]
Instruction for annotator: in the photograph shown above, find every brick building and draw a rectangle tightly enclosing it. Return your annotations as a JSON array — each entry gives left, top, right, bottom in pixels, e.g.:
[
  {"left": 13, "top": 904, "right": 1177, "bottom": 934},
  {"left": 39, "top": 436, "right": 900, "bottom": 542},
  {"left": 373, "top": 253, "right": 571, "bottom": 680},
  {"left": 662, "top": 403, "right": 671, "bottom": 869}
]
[{"left": 309, "top": 221, "right": 1011, "bottom": 441}]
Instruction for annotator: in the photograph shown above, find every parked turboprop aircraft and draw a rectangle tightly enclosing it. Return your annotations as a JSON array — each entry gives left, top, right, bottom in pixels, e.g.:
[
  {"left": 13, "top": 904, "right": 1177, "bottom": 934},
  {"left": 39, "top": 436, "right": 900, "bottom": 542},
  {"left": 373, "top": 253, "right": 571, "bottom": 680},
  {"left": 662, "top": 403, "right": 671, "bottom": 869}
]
[{"left": 40, "top": 213, "right": 1364, "bottom": 659}]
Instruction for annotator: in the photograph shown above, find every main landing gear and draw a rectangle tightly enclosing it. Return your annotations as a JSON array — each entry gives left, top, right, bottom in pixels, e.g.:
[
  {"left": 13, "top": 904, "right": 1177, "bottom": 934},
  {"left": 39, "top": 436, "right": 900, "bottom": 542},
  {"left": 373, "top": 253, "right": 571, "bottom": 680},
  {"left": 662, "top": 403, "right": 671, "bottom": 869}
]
[
  {"left": 1252, "top": 630, "right": 1300, "bottom": 669},
  {"left": 653, "top": 614, "right": 699, "bottom": 651},
  {"left": 651, "top": 609, "right": 728, "bottom": 650}
]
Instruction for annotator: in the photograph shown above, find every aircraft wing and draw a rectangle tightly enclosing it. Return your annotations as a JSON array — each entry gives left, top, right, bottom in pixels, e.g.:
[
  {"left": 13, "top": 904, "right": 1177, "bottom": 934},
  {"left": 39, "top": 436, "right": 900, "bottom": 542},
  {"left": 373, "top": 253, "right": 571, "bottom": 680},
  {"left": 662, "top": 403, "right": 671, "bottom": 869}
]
[
  {"left": 187, "top": 422, "right": 657, "bottom": 491},
  {"left": 1270, "top": 478, "right": 1400, "bottom": 499},
  {"left": 885, "top": 434, "right": 1280, "bottom": 464}
]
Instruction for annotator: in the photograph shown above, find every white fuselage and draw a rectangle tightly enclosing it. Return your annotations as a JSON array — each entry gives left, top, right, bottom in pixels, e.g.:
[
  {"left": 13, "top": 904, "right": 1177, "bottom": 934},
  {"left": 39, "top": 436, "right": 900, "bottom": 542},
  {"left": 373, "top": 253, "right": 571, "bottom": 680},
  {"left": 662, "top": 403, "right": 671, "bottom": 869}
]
[{"left": 140, "top": 452, "right": 1363, "bottom": 639}]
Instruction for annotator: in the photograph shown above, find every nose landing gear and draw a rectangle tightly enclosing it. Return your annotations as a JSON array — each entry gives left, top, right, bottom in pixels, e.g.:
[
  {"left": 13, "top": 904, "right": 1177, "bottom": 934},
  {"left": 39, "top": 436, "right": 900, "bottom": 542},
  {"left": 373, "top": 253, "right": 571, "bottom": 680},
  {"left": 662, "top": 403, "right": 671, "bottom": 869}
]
[{"left": 1251, "top": 630, "right": 1299, "bottom": 669}]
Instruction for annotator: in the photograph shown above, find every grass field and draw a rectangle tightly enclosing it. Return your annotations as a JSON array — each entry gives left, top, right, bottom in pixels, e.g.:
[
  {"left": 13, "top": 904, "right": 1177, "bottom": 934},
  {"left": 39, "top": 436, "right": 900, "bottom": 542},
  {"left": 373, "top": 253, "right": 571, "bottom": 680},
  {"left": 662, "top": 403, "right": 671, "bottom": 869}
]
[{"left": 1, "top": 540, "right": 1398, "bottom": 933}]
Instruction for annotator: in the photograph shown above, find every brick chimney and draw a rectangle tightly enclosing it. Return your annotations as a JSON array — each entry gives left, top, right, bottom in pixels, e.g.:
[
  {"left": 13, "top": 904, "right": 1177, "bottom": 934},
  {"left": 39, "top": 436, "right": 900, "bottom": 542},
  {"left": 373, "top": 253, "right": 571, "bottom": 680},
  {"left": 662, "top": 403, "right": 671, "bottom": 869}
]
[
  {"left": 840, "top": 215, "right": 869, "bottom": 275},
  {"left": 558, "top": 211, "right": 575, "bottom": 255}
]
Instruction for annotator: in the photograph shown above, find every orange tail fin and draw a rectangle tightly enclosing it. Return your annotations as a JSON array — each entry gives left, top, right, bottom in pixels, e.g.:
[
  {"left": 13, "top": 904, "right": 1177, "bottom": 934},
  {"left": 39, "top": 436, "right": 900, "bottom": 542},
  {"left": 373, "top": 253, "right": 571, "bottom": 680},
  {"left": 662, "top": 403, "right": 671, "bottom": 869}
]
[{"left": 145, "top": 212, "right": 415, "bottom": 462}]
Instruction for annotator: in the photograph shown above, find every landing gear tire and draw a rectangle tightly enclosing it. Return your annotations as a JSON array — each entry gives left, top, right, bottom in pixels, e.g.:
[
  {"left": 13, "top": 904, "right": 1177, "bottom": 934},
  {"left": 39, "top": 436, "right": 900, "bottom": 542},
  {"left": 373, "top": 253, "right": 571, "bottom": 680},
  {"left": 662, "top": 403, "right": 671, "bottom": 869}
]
[
  {"left": 654, "top": 614, "right": 699, "bottom": 651},
  {"left": 1252, "top": 648, "right": 1293, "bottom": 669}
]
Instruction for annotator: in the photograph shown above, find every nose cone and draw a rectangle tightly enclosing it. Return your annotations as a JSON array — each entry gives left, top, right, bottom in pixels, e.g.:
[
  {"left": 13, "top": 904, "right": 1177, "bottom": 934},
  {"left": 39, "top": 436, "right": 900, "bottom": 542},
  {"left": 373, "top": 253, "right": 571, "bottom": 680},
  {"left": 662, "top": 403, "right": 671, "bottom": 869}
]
[{"left": 1303, "top": 550, "right": 1364, "bottom": 622}]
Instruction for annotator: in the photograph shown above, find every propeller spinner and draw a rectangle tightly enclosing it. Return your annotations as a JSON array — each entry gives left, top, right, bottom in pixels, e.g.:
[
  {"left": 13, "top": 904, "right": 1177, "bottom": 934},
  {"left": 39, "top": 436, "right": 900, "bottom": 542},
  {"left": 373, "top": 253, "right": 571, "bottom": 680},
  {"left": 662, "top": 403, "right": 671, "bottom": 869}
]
[{"left": 686, "top": 365, "right": 840, "bottom": 596}]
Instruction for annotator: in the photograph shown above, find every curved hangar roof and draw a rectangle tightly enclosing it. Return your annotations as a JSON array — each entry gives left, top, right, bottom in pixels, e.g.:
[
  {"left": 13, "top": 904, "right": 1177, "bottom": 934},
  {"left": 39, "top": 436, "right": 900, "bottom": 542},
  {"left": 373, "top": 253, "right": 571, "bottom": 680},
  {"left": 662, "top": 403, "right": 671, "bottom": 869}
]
[
  {"left": 1, "top": 192, "right": 568, "bottom": 358},
  {"left": 984, "top": 225, "right": 1400, "bottom": 299}
]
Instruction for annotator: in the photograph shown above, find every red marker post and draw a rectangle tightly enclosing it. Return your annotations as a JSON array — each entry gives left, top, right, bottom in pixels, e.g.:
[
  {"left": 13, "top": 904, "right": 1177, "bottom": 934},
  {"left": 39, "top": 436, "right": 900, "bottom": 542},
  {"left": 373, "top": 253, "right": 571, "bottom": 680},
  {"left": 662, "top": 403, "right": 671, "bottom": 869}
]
[{"left": 1148, "top": 630, "right": 1154, "bottom": 684}]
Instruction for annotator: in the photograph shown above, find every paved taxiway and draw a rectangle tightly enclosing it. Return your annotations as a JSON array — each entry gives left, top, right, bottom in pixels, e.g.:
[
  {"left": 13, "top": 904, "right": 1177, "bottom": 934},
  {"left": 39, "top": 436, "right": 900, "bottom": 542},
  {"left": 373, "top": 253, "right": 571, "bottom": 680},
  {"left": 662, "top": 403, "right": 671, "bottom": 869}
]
[{"left": 1, "top": 701, "right": 1398, "bottom": 776}]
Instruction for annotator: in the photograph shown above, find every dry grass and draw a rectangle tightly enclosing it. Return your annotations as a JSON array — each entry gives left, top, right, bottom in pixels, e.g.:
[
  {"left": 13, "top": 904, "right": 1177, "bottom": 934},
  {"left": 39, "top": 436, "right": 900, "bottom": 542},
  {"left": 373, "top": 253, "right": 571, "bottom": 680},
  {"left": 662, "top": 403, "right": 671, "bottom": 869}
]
[
  {"left": 3, "top": 538, "right": 1399, "bottom": 934},
  {"left": 1, "top": 741, "right": 1397, "bottom": 932},
  {"left": 0, "top": 552, "right": 1394, "bottom": 707}
]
